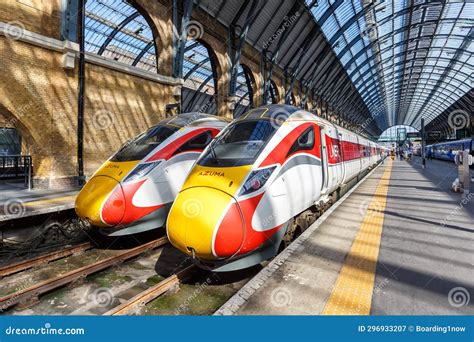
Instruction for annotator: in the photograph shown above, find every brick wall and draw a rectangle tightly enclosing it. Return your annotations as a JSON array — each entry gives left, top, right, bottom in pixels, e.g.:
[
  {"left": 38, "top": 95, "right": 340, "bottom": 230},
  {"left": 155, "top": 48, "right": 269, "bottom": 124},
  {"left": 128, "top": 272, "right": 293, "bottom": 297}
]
[
  {"left": 83, "top": 63, "right": 178, "bottom": 174},
  {"left": 0, "top": 1, "right": 179, "bottom": 188},
  {"left": 0, "top": 0, "right": 318, "bottom": 189}
]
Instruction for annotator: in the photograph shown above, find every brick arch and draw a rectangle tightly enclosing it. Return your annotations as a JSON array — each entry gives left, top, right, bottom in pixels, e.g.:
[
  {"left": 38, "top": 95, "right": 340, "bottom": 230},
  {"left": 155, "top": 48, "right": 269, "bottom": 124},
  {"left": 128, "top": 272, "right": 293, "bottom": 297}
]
[
  {"left": 0, "top": 101, "right": 71, "bottom": 188},
  {"left": 0, "top": 104, "right": 36, "bottom": 152},
  {"left": 180, "top": 38, "right": 221, "bottom": 114},
  {"left": 240, "top": 63, "right": 257, "bottom": 106},
  {"left": 269, "top": 79, "right": 281, "bottom": 104},
  {"left": 82, "top": 0, "right": 164, "bottom": 75},
  {"left": 195, "top": 38, "right": 221, "bottom": 98},
  {"left": 192, "top": 36, "right": 226, "bottom": 114},
  {"left": 130, "top": 0, "right": 167, "bottom": 75},
  {"left": 186, "top": 13, "right": 231, "bottom": 116},
  {"left": 232, "top": 63, "right": 258, "bottom": 118}
]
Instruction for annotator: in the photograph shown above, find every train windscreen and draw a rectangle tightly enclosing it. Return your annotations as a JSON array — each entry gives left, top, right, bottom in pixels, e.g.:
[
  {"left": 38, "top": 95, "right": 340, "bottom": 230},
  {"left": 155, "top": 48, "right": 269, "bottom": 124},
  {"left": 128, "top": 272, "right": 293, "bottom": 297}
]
[
  {"left": 198, "top": 120, "right": 276, "bottom": 167},
  {"left": 111, "top": 125, "right": 178, "bottom": 162}
]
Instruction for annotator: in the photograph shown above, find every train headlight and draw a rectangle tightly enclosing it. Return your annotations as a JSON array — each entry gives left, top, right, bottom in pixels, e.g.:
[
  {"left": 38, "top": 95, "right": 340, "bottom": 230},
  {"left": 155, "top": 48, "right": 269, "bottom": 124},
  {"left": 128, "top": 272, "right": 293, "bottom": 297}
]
[
  {"left": 239, "top": 166, "right": 276, "bottom": 196},
  {"left": 123, "top": 161, "right": 162, "bottom": 183}
]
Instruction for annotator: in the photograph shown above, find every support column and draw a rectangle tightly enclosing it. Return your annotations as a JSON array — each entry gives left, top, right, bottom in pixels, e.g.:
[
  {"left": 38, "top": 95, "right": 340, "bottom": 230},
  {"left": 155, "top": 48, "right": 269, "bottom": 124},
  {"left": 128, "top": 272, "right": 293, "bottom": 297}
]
[
  {"left": 421, "top": 118, "right": 426, "bottom": 169},
  {"left": 77, "top": 0, "right": 85, "bottom": 186}
]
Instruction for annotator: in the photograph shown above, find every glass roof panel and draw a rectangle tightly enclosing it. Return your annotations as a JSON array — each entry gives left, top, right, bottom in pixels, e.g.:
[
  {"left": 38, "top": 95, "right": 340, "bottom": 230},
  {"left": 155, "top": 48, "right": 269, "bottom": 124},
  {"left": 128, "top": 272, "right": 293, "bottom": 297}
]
[
  {"left": 306, "top": 0, "right": 473, "bottom": 131},
  {"left": 183, "top": 40, "right": 216, "bottom": 95},
  {"left": 84, "top": 0, "right": 158, "bottom": 72}
]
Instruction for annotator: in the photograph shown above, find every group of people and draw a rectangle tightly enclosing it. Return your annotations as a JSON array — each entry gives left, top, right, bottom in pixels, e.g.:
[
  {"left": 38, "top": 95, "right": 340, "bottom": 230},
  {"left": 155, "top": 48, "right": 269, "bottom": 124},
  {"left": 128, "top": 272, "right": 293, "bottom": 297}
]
[{"left": 390, "top": 148, "right": 412, "bottom": 161}]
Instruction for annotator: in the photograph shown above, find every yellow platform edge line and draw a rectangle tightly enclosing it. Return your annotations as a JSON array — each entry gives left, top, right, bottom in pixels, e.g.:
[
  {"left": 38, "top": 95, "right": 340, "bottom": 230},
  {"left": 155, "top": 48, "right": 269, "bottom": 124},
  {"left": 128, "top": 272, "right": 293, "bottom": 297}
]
[
  {"left": 24, "top": 195, "right": 77, "bottom": 207},
  {"left": 322, "top": 160, "right": 393, "bottom": 315}
]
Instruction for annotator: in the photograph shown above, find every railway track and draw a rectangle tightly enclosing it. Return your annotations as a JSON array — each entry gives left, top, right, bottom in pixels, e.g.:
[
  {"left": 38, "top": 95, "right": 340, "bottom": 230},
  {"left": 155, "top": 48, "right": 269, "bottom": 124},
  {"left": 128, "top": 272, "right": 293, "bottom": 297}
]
[
  {"left": 105, "top": 265, "right": 197, "bottom": 315},
  {"left": 0, "top": 242, "right": 93, "bottom": 278},
  {"left": 0, "top": 237, "right": 168, "bottom": 312}
]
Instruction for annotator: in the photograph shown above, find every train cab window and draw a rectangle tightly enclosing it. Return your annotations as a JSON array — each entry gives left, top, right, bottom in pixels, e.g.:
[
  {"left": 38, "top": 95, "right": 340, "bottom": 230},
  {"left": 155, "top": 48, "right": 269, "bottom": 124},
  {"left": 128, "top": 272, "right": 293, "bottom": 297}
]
[
  {"left": 175, "top": 131, "right": 212, "bottom": 154},
  {"left": 111, "top": 125, "right": 178, "bottom": 162},
  {"left": 198, "top": 120, "right": 277, "bottom": 167},
  {"left": 287, "top": 126, "right": 314, "bottom": 157}
]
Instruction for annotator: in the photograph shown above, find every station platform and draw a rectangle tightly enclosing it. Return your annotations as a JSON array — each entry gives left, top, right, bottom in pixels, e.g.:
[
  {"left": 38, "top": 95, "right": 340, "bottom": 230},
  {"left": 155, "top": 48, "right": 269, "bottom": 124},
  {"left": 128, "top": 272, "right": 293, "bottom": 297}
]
[
  {"left": 216, "top": 157, "right": 474, "bottom": 315},
  {"left": 0, "top": 185, "right": 78, "bottom": 222}
]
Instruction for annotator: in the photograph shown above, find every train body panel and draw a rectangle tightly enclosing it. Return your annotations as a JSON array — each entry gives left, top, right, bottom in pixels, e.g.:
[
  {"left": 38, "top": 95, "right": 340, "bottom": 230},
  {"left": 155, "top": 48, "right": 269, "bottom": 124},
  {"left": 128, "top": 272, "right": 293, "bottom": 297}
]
[
  {"left": 166, "top": 105, "right": 383, "bottom": 271},
  {"left": 132, "top": 152, "right": 200, "bottom": 208},
  {"left": 75, "top": 113, "right": 228, "bottom": 236},
  {"left": 253, "top": 153, "right": 323, "bottom": 232},
  {"left": 427, "top": 138, "right": 473, "bottom": 162}
]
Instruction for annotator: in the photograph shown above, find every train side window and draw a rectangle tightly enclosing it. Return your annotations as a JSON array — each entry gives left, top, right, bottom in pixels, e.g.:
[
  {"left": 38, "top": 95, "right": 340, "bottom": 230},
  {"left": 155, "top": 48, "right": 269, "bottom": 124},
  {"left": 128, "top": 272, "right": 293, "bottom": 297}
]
[
  {"left": 287, "top": 126, "right": 314, "bottom": 157},
  {"left": 175, "top": 131, "right": 212, "bottom": 154}
]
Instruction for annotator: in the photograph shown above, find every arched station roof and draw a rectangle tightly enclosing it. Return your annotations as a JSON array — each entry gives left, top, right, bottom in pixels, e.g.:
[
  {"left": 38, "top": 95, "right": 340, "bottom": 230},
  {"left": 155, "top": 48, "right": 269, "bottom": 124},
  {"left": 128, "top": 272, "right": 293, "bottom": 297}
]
[
  {"left": 306, "top": 0, "right": 473, "bottom": 131},
  {"left": 82, "top": 0, "right": 473, "bottom": 138}
]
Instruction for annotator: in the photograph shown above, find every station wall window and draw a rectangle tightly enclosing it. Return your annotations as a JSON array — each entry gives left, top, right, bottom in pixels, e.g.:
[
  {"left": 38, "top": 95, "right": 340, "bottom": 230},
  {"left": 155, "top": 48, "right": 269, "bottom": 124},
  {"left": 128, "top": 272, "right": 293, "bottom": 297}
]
[
  {"left": 265, "top": 80, "right": 279, "bottom": 105},
  {"left": 234, "top": 64, "right": 255, "bottom": 118},
  {"left": 0, "top": 128, "right": 21, "bottom": 156},
  {"left": 84, "top": 0, "right": 158, "bottom": 73},
  {"left": 181, "top": 40, "right": 218, "bottom": 114}
]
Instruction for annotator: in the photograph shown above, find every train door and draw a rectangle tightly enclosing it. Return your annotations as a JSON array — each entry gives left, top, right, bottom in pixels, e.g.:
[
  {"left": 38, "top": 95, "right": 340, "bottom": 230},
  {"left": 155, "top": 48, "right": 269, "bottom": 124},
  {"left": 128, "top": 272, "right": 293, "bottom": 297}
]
[
  {"left": 319, "top": 125, "right": 329, "bottom": 194},
  {"left": 356, "top": 136, "right": 365, "bottom": 173},
  {"left": 325, "top": 127, "right": 343, "bottom": 192},
  {"left": 338, "top": 133, "right": 346, "bottom": 183}
]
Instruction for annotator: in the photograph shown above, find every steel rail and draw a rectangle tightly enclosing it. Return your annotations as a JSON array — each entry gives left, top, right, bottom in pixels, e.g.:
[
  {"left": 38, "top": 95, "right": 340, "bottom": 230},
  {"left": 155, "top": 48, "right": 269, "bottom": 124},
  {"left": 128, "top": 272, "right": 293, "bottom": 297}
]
[
  {"left": 0, "top": 242, "right": 93, "bottom": 278},
  {"left": 105, "top": 265, "right": 196, "bottom": 316},
  {"left": 0, "top": 237, "right": 168, "bottom": 311}
]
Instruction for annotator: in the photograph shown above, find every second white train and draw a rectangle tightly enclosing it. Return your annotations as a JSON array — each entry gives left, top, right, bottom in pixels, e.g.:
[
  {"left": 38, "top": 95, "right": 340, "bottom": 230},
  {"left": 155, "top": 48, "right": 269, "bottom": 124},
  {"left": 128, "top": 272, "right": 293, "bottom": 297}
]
[{"left": 167, "top": 105, "right": 384, "bottom": 271}]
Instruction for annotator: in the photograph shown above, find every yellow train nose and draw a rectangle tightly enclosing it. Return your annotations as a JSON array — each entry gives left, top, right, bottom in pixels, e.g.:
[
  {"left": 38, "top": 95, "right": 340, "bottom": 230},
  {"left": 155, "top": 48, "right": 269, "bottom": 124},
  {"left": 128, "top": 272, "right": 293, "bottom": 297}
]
[
  {"left": 75, "top": 176, "right": 121, "bottom": 227},
  {"left": 167, "top": 187, "right": 238, "bottom": 260}
]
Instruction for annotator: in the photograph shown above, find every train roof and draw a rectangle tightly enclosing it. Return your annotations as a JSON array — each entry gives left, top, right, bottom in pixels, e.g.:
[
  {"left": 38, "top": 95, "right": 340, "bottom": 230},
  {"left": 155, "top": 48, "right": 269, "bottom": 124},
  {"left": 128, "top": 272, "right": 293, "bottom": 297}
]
[
  {"left": 236, "top": 105, "right": 300, "bottom": 123},
  {"left": 235, "top": 105, "right": 382, "bottom": 147},
  {"left": 426, "top": 138, "right": 472, "bottom": 147},
  {"left": 159, "top": 113, "right": 227, "bottom": 129}
]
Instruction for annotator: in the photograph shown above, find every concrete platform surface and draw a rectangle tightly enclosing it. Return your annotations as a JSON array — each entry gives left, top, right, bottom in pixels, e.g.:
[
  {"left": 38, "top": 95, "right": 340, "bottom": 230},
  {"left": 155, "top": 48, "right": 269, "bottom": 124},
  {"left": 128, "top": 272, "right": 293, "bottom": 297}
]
[
  {"left": 216, "top": 157, "right": 474, "bottom": 315},
  {"left": 0, "top": 185, "right": 78, "bottom": 221}
]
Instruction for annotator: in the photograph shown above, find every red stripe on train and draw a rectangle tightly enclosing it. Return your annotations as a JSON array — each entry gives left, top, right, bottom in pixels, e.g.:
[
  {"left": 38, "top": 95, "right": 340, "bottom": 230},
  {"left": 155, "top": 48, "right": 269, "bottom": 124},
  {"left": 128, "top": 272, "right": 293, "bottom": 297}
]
[{"left": 146, "top": 128, "right": 220, "bottom": 162}]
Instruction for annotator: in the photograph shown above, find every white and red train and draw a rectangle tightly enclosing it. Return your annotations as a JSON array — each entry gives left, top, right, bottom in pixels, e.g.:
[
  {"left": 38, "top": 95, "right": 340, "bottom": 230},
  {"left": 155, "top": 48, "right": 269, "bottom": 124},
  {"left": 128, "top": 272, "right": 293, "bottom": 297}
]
[
  {"left": 167, "top": 105, "right": 383, "bottom": 271},
  {"left": 75, "top": 113, "right": 228, "bottom": 236}
]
